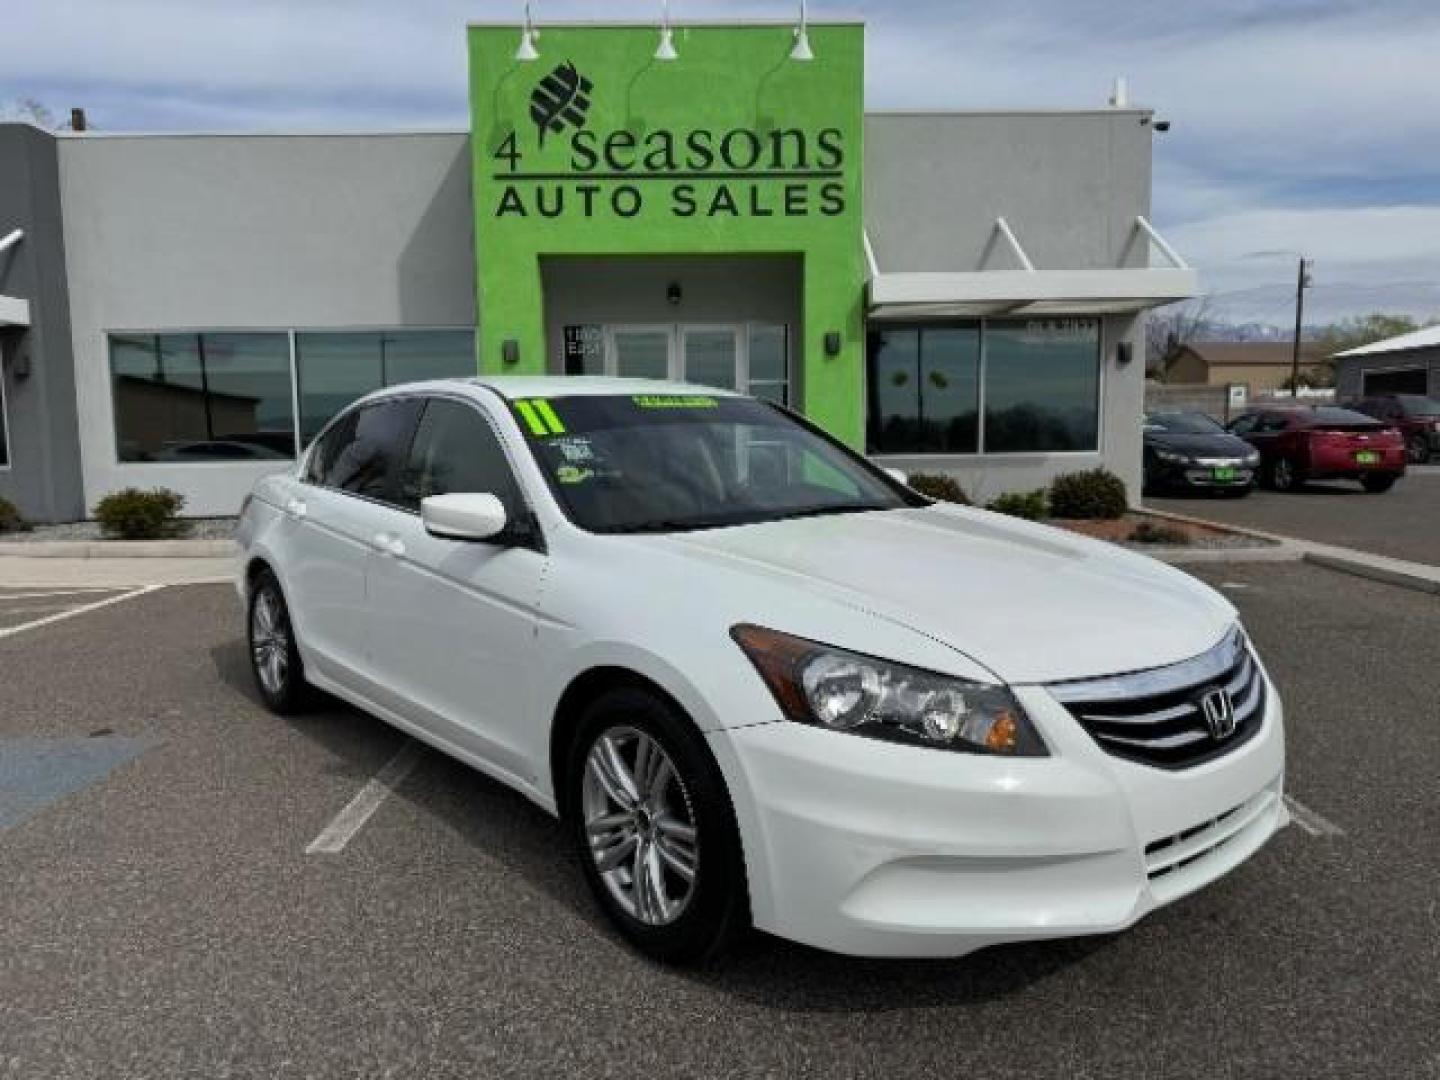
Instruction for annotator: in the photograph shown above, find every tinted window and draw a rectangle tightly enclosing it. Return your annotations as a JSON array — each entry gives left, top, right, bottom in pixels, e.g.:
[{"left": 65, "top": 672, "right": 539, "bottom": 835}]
[
  {"left": 984, "top": 320, "right": 1099, "bottom": 452},
  {"left": 1307, "top": 407, "right": 1382, "bottom": 427},
  {"left": 866, "top": 326, "right": 980, "bottom": 453},
  {"left": 1395, "top": 395, "right": 1440, "bottom": 416},
  {"left": 295, "top": 330, "right": 477, "bottom": 445},
  {"left": 1227, "top": 414, "right": 1259, "bottom": 435},
  {"left": 311, "top": 399, "right": 422, "bottom": 504},
  {"left": 109, "top": 332, "right": 295, "bottom": 462},
  {"left": 1145, "top": 412, "right": 1224, "bottom": 434},
  {"left": 518, "top": 395, "right": 918, "bottom": 534},
  {"left": 398, "top": 399, "right": 523, "bottom": 516},
  {"left": 1256, "top": 413, "right": 1292, "bottom": 432}
]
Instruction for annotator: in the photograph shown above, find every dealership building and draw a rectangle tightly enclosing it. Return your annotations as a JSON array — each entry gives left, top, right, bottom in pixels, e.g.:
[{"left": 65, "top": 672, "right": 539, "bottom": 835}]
[{"left": 0, "top": 18, "right": 1195, "bottom": 522}]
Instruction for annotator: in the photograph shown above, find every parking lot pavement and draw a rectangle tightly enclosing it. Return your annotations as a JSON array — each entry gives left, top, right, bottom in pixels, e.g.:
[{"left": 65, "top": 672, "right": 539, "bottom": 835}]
[
  {"left": 1, "top": 573, "right": 1438, "bottom": 1079},
  {"left": 1146, "top": 469, "right": 1440, "bottom": 566},
  {"left": 0, "top": 585, "right": 136, "bottom": 633}
]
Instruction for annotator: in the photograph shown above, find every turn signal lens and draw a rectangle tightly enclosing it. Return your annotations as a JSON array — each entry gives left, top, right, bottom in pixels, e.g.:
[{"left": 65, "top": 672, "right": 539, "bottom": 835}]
[{"left": 730, "top": 624, "right": 1047, "bottom": 756}]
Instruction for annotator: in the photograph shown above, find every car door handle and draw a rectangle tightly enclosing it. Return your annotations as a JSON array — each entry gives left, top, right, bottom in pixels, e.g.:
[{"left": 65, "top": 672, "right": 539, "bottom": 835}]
[
  {"left": 286, "top": 497, "right": 307, "bottom": 519},
  {"left": 371, "top": 532, "right": 405, "bottom": 558}
]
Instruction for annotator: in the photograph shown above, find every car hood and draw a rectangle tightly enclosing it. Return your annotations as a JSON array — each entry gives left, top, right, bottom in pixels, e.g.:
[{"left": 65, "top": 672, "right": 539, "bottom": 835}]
[
  {"left": 1145, "top": 431, "right": 1256, "bottom": 457},
  {"left": 666, "top": 505, "right": 1235, "bottom": 684}
]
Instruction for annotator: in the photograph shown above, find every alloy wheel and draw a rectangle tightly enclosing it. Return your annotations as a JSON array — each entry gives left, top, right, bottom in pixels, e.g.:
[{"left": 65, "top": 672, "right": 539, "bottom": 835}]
[
  {"left": 581, "top": 726, "right": 699, "bottom": 926},
  {"left": 1272, "top": 457, "right": 1295, "bottom": 491},
  {"left": 251, "top": 586, "right": 291, "bottom": 697},
  {"left": 1408, "top": 436, "right": 1430, "bottom": 465}
]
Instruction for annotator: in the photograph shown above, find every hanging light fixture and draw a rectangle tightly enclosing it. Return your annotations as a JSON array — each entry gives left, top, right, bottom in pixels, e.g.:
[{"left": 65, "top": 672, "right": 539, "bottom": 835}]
[
  {"left": 655, "top": 0, "right": 679, "bottom": 61},
  {"left": 515, "top": 0, "right": 540, "bottom": 61},
  {"left": 789, "top": 0, "right": 814, "bottom": 61}
]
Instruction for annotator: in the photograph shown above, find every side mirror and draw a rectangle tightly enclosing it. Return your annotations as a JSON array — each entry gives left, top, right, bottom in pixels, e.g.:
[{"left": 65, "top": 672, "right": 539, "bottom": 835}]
[
  {"left": 421, "top": 492, "right": 508, "bottom": 542},
  {"left": 883, "top": 467, "right": 909, "bottom": 485}
]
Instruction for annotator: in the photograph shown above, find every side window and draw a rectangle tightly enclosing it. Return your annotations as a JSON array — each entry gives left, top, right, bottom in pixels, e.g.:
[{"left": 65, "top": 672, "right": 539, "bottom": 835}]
[
  {"left": 399, "top": 399, "right": 524, "bottom": 516},
  {"left": 314, "top": 399, "right": 422, "bottom": 504},
  {"left": 1228, "top": 414, "right": 1258, "bottom": 435},
  {"left": 305, "top": 410, "right": 358, "bottom": 485},
  {"left": 1258, "top": 413, "right": 1292, "bottom": 432}
]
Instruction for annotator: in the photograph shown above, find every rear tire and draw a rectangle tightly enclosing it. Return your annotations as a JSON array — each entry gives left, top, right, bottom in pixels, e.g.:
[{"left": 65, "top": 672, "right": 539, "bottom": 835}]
[
  {"left": 1361, "top": 473, "right": 1397, "bottom": 493},
  {"left": 1407, "top": 436, "right": 1431, "bottom": 465},
  {"left": 247, "top": 568, "right": 310, "bottom": 715},
  {"left": 565, "top": 686, "right": 749, "bottom": 964}
]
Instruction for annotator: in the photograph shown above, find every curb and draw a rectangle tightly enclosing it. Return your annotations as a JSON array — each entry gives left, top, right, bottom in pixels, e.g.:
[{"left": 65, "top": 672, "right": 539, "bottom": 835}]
[
  {"left": 1125, "top": 506, "right": 1298, "bottom": 562},
  {"left": 1134, "top": 505, "right": 1289, "bottom": 547},
  {"left": 0, "top": 539, "right": 236, "bottom": 559},
  {"left": 1302, "top": 552, "right": 1440, "bottom": 595}
]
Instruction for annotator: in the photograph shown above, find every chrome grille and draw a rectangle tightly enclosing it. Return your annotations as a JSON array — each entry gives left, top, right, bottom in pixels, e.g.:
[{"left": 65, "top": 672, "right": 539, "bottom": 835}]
[{"left": 1047, "top": 627, "right": 1266, "bottom": 769}]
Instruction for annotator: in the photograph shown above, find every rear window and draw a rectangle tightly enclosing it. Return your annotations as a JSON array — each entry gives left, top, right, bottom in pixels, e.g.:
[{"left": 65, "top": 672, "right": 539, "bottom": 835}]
[
  {"left": 1395, "top": 395, "right": 1440, "bottom": 416},
  {"left": 1305, "top": 407, "right": 1383, "bottom": 428}
]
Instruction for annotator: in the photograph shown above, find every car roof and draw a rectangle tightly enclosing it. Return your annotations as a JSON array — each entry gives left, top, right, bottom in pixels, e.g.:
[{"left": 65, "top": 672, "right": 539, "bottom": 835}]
[{"left": 434, "top": 376, "right": 746, "bottom": 400}]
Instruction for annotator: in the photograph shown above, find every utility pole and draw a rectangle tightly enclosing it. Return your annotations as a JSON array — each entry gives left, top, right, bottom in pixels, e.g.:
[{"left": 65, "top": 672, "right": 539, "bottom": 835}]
[{"left": 1289, "top": 257, "right": 1312, "bottom": 397}]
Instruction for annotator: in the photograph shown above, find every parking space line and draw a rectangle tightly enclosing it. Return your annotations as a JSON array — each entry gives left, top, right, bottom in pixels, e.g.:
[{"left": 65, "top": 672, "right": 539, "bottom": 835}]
[
  {"left": 305, "top": 740, "right": 425, "bottom": 855},
  {"left": 0, "top": 588, "right": 121, "bottom": 600},
  {"left": 0, "top": 585, "right": 163, "bottom": 641},
  {"left": 1284, "top": 794, "right": 1346, "bottom": 837}
]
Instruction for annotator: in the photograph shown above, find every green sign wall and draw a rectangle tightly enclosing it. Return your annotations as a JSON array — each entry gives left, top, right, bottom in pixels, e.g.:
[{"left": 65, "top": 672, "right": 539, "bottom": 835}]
[{"left": 468, "top": 22, "right": 866, "bottom": 445}]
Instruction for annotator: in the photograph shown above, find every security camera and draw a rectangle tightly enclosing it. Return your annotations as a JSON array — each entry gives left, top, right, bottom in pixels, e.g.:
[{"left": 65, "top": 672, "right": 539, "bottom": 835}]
[{"left": 1154, "top": 119, "right": 1171, "bottom": 132}]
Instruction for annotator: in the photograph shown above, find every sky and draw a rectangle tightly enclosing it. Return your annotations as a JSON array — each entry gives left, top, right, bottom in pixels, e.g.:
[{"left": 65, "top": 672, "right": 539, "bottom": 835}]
[{"left": 5, "top": 0, "right": 1439, "bottom": 328}]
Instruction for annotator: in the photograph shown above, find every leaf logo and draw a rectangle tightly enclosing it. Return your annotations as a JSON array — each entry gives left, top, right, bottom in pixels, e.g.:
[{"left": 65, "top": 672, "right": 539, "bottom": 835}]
[{"left": 529, "top": 61, "right": 594, "bottom": 147}]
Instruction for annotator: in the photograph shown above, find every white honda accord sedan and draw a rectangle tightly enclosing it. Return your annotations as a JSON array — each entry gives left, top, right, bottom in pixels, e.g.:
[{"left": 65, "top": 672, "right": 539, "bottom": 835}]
[{"left": 237, "top": 377, "right": 1286, "bottom": 962}]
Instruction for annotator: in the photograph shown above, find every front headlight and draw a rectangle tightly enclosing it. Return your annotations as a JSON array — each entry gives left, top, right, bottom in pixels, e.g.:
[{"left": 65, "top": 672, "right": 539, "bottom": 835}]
[
  {"left": 1243, "top": 450, "right": 1260, "bottom": 465},
  {"left": 730, "top": 625, "right": 1047, "bottom": 756},
  {"left": 1155, "top": 449, "right": 1190, "bottom": 464}
]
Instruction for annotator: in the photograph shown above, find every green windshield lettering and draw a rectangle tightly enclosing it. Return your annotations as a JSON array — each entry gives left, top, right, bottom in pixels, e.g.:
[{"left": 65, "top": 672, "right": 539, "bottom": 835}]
[
  {"left": 514, "top": 400, "right": 548, "bottom": 437},
  {"left": 632, "top": 395, "right": 719, "bottom": 410}
]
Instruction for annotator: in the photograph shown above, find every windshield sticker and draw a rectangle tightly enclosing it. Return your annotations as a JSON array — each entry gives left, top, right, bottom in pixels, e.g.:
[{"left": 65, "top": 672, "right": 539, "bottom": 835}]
[
  {"left": 555, "top": 437, "right": 595, "bottom": 463},
  {"left": 555, "top": 464, "right": 595, "bottom": 485},
  {"left": 514, "top": 398, "right": 567, "bottom": 436},
  {"left": 632, "top": 395, "right": 718, "bottom": 410}
]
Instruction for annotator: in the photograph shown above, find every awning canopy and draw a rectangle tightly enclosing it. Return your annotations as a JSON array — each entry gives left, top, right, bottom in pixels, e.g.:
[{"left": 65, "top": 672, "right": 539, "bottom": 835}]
[{"left": 865, "top": 216, "right": 1198, "bottom": 321}]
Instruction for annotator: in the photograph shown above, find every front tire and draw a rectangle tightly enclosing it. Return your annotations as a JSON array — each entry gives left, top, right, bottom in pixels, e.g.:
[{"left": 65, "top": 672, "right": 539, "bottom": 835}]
[
  {"left": 1361, "top": 473, "right": 1398, "bottom": 493},
  {"left": 247, "top": 568, "right": 310, "bottom": 715},
  {"left": 566, "top": 687, "right": 749, "bottom": 964},
  {"left": 1267, "top": 456, "right": 1303, "bottom": 492}
]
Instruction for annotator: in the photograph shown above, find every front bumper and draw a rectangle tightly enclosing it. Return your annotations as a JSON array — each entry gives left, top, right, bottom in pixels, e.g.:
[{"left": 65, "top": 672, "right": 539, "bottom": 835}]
[
  {"left": 710, "top": 675, "right": 1286, "bottom": 958},
  {"left": 1154, "top": 461, "right": 1255, "bottom": 488}
]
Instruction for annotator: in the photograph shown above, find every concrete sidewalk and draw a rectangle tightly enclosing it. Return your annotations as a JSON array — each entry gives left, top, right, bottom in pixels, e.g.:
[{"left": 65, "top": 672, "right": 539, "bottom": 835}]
[{"left": 0, "top": 557, "right": 235, "bottom": 589}]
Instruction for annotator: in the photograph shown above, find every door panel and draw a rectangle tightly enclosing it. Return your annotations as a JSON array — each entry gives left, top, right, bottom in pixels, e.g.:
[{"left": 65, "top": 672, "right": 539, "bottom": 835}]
[
  {"left": 364, "top": 397, "right": 547, "bottom": 781},
  {"left": 285, "top": 399, "right": 421, "bottom": 685}
]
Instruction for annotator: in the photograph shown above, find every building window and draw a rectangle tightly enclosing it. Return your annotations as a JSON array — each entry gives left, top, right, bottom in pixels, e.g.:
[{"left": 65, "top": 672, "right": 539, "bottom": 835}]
[
  {"left": 865, "top": 318, "right": 1100, "bottom": 455},
  {"left": 110, "top": 333, "right": 294, "bottom": 462},
  {"left": 867, "top": 326, "right": 980, "bottom": 453},
  {"left": 295, "top": 330, "right": 476, "bottom": 445}
]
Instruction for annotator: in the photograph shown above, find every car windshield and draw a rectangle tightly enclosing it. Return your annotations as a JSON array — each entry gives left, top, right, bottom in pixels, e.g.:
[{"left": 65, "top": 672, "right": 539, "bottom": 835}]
[
  {"left": 1308, "top": 407, "right": 1382, "bottom": 427},
  {"left": 512, "top": 393, "right": 922, "bottom": 534},
  {"left": 1395, "top": 394, "right": 1440, "bottom": 416},
  {"left": 1144, "top": 412, "right": 1225, "bottom": 434}
]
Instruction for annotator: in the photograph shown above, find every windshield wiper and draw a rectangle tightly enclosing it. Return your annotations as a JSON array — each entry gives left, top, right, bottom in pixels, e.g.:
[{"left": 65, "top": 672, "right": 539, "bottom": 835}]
[{"left": 763, "top": 503, "right": 894, "bottom": 523}]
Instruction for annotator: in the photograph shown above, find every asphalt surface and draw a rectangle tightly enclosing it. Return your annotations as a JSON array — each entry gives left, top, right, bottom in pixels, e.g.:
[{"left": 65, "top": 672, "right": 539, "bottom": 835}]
[
  {"left": 1147, "top": 465, "right": 1440, "bottom": 566},
  {"left": 1, "top": 571, "right": 1437, "bottom": 1078}
]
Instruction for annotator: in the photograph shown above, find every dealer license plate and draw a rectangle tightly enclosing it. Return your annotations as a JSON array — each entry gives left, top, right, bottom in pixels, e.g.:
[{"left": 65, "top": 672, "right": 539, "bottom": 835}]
[
  {"left": 1213, "top": 467, "right": 1237, "bottom": 481},
  {"left": 1355, "top": 451, "right": 1380, "bottom": 465}
]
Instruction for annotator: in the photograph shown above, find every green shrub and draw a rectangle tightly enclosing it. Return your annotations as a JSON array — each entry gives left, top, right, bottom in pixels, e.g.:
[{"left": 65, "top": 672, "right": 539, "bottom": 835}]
[
  {"left": 986, "top": 489, "right": 1049, "bottom": 521},
  {"left": 1049, "top": 468, "right": 1128, "bottom": 520},
  {"left": 0, "top": 497, "right": 30, "bottom": 534},
  {"left": 93, "top": 487, "right": 191, "bottom": 540},
  {"left": 1128, "top": 522, "right": 1191, "bottom": 545},
  {"left": 906, "top": 472, "right": 969, "bottom": 505}
]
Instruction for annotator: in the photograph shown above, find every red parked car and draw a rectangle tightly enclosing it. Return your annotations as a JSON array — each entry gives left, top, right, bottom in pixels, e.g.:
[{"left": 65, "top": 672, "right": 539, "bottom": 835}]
[
  {"left": 1226, "top": 406, "right": 1406, "bottom": 493},
  {"left": 1345, "top": 394, "right": 1440, "bottom": 464}
]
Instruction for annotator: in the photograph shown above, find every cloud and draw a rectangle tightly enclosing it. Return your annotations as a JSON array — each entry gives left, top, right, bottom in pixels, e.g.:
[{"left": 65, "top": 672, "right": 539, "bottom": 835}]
[{"left": 4, "top": 0, "right": 1438, "bottom": 322}]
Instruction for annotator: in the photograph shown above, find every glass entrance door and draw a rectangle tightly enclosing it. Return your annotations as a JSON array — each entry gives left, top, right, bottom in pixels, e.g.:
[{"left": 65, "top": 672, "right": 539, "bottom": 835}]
[
  {"left": 600, "top": 323, "right": 787, "bottom": 403},
  {"left": 606, "top": 325, "right": 674, "bottom": 380},
  {"left": 680, "top": 326, "right": 741, "bottom": 391}
]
